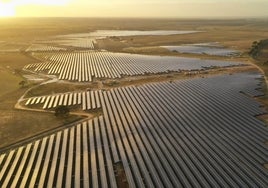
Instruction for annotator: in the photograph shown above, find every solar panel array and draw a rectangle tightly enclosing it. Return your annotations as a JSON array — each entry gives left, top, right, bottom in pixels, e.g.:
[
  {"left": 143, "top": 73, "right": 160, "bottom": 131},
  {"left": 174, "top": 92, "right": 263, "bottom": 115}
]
[
  {"left": 40, "top": 38, "right": 95, "bottom": 49},
  {"left": 25, "top": 90, "right": 102, "bottom": 110},
  {"left": 1, "top": 72, "right": 268, "bottom": 188},
  {"left": 26, "top": 44, "right": 66, "bottom": 52},
  {"left": 24, "top": 51, "right": 242, "bottom": 82},
  {"left": 57, "top": 38, "right": 95, "bottom": 49},
  {"left": 163, "top": 45, "right": 240, "bottom": 56}
]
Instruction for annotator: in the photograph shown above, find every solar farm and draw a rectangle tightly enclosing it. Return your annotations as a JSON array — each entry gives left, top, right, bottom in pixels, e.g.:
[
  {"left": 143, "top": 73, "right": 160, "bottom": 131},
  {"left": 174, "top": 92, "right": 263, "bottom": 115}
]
[
  {"left": 26, "top": 44, "right": 66, "bottom": 52},
  {"left": 162, "top": 43, "right": 240, "bottom": 57},
  {"left": 47, "top": 38, "right": 96, "bottom": 50},
  {"left": 24, "top": 51, "right": 242, "bottom": 82},
  {"left": 1, "top": 73, "right": 268, "bottom": 187},
  {"left": 0, "top": 27, "right": 268, "bottom": 188}
]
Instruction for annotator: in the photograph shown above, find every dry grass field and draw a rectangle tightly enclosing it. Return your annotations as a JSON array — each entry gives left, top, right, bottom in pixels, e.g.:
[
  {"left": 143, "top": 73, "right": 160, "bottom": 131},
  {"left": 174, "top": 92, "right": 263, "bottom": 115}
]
[
  {"left": 0, "top": 52, "right": 83, "bottom": 148},
  {"left": 0, "top": 84, "right": 83, "bottom": 149},
  {"left": 0, "top": 18, "right": 267, "bottom": 150},
  {"left": 0, "top": 52, "right": 39, "bottom": 95}
]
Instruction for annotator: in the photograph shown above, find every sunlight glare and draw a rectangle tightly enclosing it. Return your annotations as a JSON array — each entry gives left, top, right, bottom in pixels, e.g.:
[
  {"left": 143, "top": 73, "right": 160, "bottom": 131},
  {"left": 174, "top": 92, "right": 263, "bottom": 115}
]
[
  {"left": 14, "top": 0, "right": 71, "bottom": 6},
  {"left": 0, "top": 2, "right": 15, "bottom": 17}
]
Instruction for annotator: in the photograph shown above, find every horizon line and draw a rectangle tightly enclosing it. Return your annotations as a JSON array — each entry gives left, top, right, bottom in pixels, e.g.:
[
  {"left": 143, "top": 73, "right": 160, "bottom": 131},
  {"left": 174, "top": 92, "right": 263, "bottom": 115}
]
[{"left": 1, "top": 16, "right": 268, "bottom": 20}]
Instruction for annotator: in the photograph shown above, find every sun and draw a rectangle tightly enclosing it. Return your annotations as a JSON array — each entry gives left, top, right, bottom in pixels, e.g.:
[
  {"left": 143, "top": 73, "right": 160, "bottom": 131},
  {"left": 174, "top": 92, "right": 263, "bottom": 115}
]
[{"left": 0, "top": 2, "right": 15, "bottom": 17}]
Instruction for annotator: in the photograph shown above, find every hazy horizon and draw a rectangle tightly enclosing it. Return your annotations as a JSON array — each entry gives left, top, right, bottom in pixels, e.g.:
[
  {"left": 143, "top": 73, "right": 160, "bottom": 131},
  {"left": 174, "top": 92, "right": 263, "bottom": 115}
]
[{"left": 1, "top": 0, "right": 268, "bottom": 18}]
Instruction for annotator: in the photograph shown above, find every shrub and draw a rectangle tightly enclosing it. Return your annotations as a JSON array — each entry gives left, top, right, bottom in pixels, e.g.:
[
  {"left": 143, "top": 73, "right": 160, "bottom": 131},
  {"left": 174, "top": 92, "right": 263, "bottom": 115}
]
[{"left": 55, "top": 105, "right": 70, "bottom": 117}]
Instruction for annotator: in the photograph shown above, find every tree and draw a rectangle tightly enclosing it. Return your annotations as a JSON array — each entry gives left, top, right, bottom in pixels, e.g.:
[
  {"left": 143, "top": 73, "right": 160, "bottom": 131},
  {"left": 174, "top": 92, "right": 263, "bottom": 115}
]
[
  {"left": 249, "top": 39, "right": 268, "bottom": 59},
  {"left": 252, "top": 41, "right": 259, "bottom": 48},
  {"left": 249, "top": 41, "right": 260, "bottom": 58},
  {"left": 55, "top": 105, "right": 70, "bottom": 117},
  {"left": 19, "top": 80, "right": 26, "bottom": 88}
]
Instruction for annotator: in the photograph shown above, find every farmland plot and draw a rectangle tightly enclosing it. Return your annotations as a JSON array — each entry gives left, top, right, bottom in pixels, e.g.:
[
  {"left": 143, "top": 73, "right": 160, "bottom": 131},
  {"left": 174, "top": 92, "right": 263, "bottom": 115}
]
[
  {"left": 1, "top": 72, "right": 268, "bottom": 187},
  {"left": 24, "top": 51, "right": 243, "bottom": 82}
]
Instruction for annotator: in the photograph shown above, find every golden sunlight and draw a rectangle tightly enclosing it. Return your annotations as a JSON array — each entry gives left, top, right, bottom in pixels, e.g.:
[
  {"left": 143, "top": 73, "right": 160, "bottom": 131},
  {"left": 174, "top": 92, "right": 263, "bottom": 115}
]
[
  {"left": 0, "top": 2, "right": 15, "bottom": 17},
  {"left": 16, "top": 0, "right": 70, "bottom": 6},
  {"left": 0, "top": 0, "right": 71, "bottom": 17}
]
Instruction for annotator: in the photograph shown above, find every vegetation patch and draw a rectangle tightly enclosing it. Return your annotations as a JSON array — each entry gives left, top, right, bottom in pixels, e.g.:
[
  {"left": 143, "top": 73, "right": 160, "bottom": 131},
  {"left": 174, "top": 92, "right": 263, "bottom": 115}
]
[{"left": 249, "top": 39, "right": 268, "bottom": 56}]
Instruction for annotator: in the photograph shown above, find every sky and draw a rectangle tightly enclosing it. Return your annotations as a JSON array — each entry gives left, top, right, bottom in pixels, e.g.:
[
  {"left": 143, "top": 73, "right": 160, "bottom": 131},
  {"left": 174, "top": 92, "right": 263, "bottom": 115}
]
[{"left": 0, "top": 0, "right": 268, "bottom": 18}]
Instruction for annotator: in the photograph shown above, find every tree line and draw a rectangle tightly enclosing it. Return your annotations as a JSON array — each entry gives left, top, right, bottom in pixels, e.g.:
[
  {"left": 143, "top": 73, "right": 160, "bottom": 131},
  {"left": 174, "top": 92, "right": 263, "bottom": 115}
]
[{"left": 249, "top": 39, "right": 268, "bottom": 59}]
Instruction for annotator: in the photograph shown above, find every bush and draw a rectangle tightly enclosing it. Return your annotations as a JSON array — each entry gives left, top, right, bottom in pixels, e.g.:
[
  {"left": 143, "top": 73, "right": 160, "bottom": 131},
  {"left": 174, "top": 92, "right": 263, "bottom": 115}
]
[
  {"left": 55, "top": 105, "right": 70, "bottom": 117},
  {"left": 19, "top": 80, "right": 27, "bottom": 88}
]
